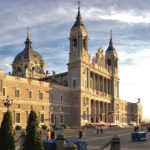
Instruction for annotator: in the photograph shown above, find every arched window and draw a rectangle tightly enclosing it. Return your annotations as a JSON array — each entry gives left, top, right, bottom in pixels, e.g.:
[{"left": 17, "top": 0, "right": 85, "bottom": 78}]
[
  {"left": 73, "top": 39, "right": 77, "bottom": 48},
  {"left": 107, "top": 59, "right": 111, "bottom": 66}
]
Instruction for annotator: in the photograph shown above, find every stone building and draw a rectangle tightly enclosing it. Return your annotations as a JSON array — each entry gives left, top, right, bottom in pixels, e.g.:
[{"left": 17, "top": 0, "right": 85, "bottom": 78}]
[{"left": 0, "top": 4, "right": 142, "bottom": 128}]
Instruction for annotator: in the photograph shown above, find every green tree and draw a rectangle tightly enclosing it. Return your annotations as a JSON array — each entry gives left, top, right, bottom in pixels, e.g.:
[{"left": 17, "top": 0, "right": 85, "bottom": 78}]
[
  {"left": 23, "top": 110, "right": 44, "bottom": 150},
  {"left": 0, "top": 110, "right": 15, "bottom": 150}
]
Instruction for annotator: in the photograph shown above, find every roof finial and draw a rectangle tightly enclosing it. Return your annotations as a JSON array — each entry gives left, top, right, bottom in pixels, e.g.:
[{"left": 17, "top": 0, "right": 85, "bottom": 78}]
[
  {"left": 27, "top": 27, "right": 30, "bottom": 39},
  {"left": 107, "top": 30, "right": 115, "bottom": 51},
  {"left": 78, "top": 0, "right": 80, "bottom": 9},
  {"left": 110, "top": 30, "right": 112, "bottom": 40}
]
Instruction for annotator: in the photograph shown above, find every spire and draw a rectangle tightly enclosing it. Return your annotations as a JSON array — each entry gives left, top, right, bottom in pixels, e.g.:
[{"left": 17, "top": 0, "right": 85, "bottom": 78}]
[
  {"left": 25, "top": 27, "right": 32, "bottom": 49},
  {"left": 107, "top": 30, "right": 115, "bottom": 51},
  {"left": 72, "top": 0, "right": 84, "bottom": 28}
]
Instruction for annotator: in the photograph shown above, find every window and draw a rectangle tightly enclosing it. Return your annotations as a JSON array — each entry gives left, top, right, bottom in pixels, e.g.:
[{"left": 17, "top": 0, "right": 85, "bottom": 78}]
[
  {"left": 51, "top": 114, "right": 55, "bottom": 123},
  {"left": 39, "top": 92, "right": 43, "bottom": 100},
  {"left": 60, "top": 107, "right": 63, "bottom": 111},
  {"left": 29, "top": 91, "right": 32, "bottom": 98},
  {"left": 50, "top": 106, "right": 54, "bottom": 111},
  {"left": 51, "top": 95, "right": 53, "bottom": 101},
  {"left": 16, "top": 113, "right": 20, "bottom": 123},
  {"left": 60, "top": 96, "right": 63, "bottom": 102},
  {"left": 60, "top": 115, "right": 64, "bottom": 123},
  {"left": 83, "top": 39, "right": 86, "bottom": 48},
  {"left": 3, "top": 88, "right": 5, "bottom": 96},
  {"left": 107, "top": 59, "right": 111, "bottom": 66},
  {"left": 31, "top": 105, "right": 33, "bottom": 109},
  {"left": 40, "top": 114, "right": 44, "bottom": 123},
  {"left": 42, "top": 106, "right": 44, "bottom": 110},
  {"left": 83, "top": 78, "right": 86, "bottom": 88},
  {"left": 18, "top": 104, "right": 20, "bottom": 109},
  {"left": 73, "top": 79, "right": 76, "bottom": 88},
  {"left": 73, "top": 39, "right": 77, "bottom": 48},
  {"left": 15, "top": 90, "right": 20, "bottom": 97}
]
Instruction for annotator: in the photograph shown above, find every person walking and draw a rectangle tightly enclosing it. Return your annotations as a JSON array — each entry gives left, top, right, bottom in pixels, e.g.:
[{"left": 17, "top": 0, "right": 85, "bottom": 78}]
[
  {"left": 96, "top": 126, "right": 100, "bottom": 135},
  {"left": 100, "top": 125, "right": 103, "bottom": 134},
  {"left": 79, "top": 128, "right": 83, "bottom": 139},
  {"left": 51, "top": 129, "right": 55, "bottom": 140},
  {"left": 47, "top": 129, "right": 51, "bottom": 141},
  {"left": 82, "top": 127, "right": 86, "bottom": 136}
]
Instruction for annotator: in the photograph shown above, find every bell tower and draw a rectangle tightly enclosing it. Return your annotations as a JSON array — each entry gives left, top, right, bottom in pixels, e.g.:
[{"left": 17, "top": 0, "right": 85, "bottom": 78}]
[
  {"left": 68, "top": 2, "right": 90, "bottom": 88},
  {"left": 105, "top": 31, "right": 119, "bottom": 122}
]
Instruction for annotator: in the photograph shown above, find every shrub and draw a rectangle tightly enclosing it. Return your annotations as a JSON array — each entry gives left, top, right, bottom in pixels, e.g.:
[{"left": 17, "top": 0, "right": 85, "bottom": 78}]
[
  {"left": 23, "top": 110, "right": 44, "bottom": 150},
  {"left": 0, "top": 111, "right": 15, "bottom": 150},
  {"left": 15, "top": 125, "right": 22, "bottom": 130},
  {"left": 41, "top": 125, "right": 47, "bottom": 130},
  {"left": 62, "top": 124, "right": 68, "bottom": 129}
]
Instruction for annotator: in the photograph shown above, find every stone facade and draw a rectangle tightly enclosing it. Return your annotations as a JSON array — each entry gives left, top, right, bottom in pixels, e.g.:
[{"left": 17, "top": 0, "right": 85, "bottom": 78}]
[{"left": 0, "top": 4, "right": 142, "bottom": 128}]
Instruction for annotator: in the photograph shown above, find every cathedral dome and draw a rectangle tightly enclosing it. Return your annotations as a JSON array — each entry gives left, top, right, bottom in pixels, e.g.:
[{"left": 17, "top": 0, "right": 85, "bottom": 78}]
[
  {"left": 13, "top": 35, "right": 44, "bottom": 64},
  {"left": 12, "top": 33, "right": 45, "bottom": 79}
]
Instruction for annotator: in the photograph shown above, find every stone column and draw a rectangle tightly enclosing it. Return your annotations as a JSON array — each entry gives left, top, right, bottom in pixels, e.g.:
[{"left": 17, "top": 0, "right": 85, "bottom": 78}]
[
  {"left": 93, "top": 100, "right": 96, "bottom": 123},
  {"left": 103, "top": 77, "right": 105, "bottom": 93},
  {"left": 98, "top": 76, "right": 100, "bottom": 91},
  {"left": 88, "top": 69, "right": 90, "bottom": 89},
  {"left": 111, "top": 135, "right": 120, "bottom": 150},
  {"left": 102, "top": 102, "right": 105, "bottom": 122},
  {"left": 56, "top": 134, "right": 66, "bottom": 150},
  {"left": 88, "top": 99, "right": 91, "bottom": 123},
  {"left": 93, "top": 73, "right": 95, "bottom": 91},
  {"left": 117, "top": 82, "right": 119, "bottom": 97},
  {"left": 110, "top": 79, "right": 112, "bottom": 95},
  {"left": 106, "top": 103, "right": 108, "bottom": 123},
  {"left": 106, "top": 79, "right": 108, "bottom": 94},
  {"left": 97, "top": 101, "right": 100, "bottom": 122}
]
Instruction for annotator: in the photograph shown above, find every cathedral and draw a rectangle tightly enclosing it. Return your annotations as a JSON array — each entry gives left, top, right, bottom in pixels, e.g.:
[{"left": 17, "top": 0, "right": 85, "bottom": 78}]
[{"left": 0, "top": 4, "right": 142, "bottom": 128}]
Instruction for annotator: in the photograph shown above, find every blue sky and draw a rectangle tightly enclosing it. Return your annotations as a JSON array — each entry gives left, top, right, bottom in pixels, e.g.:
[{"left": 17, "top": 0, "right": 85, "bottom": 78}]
[{"left": 0, "top": 0, "right": 150, "bottom": 120}]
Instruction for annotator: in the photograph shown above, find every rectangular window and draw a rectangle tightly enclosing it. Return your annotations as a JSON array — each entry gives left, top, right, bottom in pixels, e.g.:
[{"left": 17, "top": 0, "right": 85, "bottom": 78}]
[
  {"left": 16, "top": 113, "right": 20, "bottom": 123},
  {"left": 18, "top": 104, "right": 20, "bottom": 109},
  {"left": 40, "top": 114, "right": 44, "bottom": 123},
  {"left": 60, "top": 96, "right": 63, "bottom": 102},
  {"left": 39, "top": 93, "right": 43, "bottom": 100},
  {"left": 15, "top": 90, "right": 20, "bottom": 97},
  {"left": 60, "top": 115, "right": 64, "bottom": 123},
  {"left": 51, "top": 114, "right": 54, "bottom": 123},
  {"left": 29, "top": 91, "right": 32, "bottom": 98},
  {"left": 73, "top": 79, "right": 76, "bottom": 88},
  {"left": 3, "top": 88, "right": 5, "bottom": 96},
  {"left": 51, "top": 95, "right": 53, "bottom": 101}
]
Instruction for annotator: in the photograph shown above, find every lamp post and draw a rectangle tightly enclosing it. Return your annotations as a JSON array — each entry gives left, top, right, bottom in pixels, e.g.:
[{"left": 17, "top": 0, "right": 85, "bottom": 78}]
[
  {"left": 3, "top": 96, "right": 13, "bottom": 110},
  {"left": 54, "top": 113, "right": 58, "bottom": 126}
]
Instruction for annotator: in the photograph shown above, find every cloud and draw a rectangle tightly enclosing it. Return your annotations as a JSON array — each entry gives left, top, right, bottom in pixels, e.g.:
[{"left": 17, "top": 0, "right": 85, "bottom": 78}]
[{"left": 0, "top": 0, "right": 150, "bottom": 120}]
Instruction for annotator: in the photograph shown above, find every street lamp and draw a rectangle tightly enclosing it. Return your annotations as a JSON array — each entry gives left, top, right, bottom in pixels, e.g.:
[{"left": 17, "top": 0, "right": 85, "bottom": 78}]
[{"left": 3, "top": 96, "right": 13, "bottom": 110}]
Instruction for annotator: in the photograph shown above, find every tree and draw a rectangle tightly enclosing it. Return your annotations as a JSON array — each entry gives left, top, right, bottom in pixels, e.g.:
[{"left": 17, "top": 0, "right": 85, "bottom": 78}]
[
  {"left": 0, "top": 110, "right": 15, "bottom": 150},
  {"left": 23, "top": 110, "right": 44, "bottom": 150}
]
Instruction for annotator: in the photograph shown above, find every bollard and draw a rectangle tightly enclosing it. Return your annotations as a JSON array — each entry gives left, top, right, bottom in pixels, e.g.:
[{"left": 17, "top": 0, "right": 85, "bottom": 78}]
[
  {"left": 111, "top": 134, "right": 120, "bottom": 150},
  {"left": 63, "top": 143, "right": 77, "bottom": 150},
  {"left": 56, "top": 134, "right": 66, "bottom": 150}
]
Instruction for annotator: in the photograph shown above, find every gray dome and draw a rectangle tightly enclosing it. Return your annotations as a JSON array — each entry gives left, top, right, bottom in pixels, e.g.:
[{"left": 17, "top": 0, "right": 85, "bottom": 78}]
[{"left": 13, "top": 35, "right": 44, "bottom": 64}]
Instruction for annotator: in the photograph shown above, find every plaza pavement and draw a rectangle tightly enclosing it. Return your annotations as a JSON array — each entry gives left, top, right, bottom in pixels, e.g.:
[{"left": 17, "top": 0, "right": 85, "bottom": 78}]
[{"left": 15, "top": 127, "right": 150, "bottom": 150}]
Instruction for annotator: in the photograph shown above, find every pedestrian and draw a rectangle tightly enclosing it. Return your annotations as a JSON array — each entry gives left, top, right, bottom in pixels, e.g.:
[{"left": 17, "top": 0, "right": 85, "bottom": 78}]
[
  {"left": 51, "top": 129, "right": 55, "bottom": 140},
  {"left": 79, "top": 128, "right": 82, "bottom": 139},
  {"left": 13, "top": 129, "right": 16, "bottom": 137},
  {"left": 94, "top": 126, "right": 97, "bottom": 134},
  {"left": 96, "top": 126, "right": 100, "bottom": 135},
  {"left": 47, "top": 129, "right": 51, "bottom": 141},
  {"left": 82, "top": 127, "right": 86, "bottom": 136},
  {"left": 40, "top": 128, "right": 43, "bottom": 140},
  {"left": 100, "top": 125, "right": 103, "bottom": 134}
]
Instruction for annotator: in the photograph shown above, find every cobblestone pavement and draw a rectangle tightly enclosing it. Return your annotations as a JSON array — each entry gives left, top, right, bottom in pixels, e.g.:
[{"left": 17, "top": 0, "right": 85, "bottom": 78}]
[{"left": 15, "top": 127, "right": 150, "bottom": 150}]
